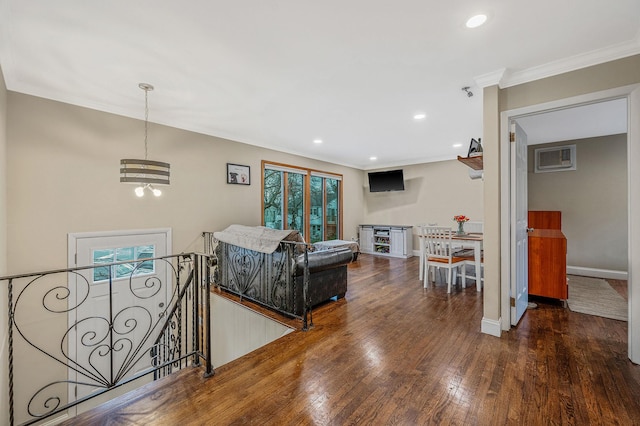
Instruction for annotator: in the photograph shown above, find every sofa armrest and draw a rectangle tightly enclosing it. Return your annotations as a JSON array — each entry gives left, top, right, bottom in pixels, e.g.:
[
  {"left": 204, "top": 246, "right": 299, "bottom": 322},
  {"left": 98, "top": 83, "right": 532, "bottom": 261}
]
[{"left": 294, "top": 247, "right": 352, "bottom": 276}]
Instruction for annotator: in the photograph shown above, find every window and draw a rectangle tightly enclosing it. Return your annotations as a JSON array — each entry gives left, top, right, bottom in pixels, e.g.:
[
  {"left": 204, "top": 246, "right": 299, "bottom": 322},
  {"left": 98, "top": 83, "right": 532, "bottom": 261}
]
[
  {"left": 324, "top": 177, "right": 339, "bottom": 241},
  {"left": 92, "top": 244, "right": 156, "bottom": 282},
  {"left": 287, "top": 172, "right": 305, "bottom": 232},
  {"left": 262, "top": 161, "right": 342, "bottom": 243},
  {"left": 263, "top": 169, "right": 283, "bottom": 229},
  {"left": 310, "top": 176, "right": 324, "bottom": 242},
  {"left": 310, "top": 175, "right": 340, "bottom": 243}
]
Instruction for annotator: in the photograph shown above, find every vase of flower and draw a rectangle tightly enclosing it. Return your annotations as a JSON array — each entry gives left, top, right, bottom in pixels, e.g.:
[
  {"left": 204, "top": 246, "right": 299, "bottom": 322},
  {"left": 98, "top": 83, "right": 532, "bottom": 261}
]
[{"left": 453, "top": 215, "right": 470, "bottom": 236}]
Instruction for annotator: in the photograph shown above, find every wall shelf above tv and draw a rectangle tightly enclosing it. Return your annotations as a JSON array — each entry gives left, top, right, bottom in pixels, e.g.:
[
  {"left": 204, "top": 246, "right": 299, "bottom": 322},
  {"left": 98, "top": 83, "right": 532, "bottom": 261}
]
[{"left": 457, "top": 154, "right": 483, "bottom": 170}]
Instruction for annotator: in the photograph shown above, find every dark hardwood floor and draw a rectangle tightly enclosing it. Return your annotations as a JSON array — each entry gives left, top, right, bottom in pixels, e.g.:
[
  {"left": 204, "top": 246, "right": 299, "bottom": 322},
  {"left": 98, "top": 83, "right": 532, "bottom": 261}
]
[{"left": 65, "top": 254, "right": 640, "bottom": 425}]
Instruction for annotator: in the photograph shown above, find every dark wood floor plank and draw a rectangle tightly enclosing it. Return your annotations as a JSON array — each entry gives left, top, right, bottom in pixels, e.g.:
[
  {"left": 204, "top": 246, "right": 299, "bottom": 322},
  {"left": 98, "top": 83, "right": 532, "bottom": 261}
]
[{"left": 62, "top": 254, "right": 640, "bottom": 425}]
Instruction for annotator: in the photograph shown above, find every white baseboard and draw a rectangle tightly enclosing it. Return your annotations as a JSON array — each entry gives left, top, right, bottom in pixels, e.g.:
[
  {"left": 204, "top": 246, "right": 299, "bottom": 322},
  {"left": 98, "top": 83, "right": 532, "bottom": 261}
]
[
  {"left": 567, "top": 266, "right": 628, "bottom": 280},
  {"left": 481, "top": 317, "right": 502, "bottom": 337}
]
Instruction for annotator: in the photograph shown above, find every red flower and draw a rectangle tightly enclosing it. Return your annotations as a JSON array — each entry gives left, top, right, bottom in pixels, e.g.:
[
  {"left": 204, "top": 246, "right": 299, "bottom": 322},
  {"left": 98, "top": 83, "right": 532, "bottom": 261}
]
[{"left": 453, "top": 215, "right": 470, "bottom": 223}]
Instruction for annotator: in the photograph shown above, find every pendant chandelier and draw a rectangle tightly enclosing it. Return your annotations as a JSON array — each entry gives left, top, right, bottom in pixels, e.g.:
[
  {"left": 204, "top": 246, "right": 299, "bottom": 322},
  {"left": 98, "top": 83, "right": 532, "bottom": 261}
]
[{"left": 120, "top": 83, "right": 170, "bottom": 197}]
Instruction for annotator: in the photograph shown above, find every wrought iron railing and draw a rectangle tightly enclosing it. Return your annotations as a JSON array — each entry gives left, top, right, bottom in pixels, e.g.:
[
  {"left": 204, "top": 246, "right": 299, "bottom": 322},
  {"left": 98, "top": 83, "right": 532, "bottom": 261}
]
[
  {"left": 3, "top": 252, "right": 213, "bottom": 426},
  {"left": 203, "top": 232, "right": 314, "bottom": 330}
]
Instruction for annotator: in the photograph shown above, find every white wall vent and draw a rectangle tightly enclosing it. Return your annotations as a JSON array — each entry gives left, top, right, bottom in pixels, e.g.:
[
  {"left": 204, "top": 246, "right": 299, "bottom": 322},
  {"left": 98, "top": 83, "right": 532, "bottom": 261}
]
[{"left": 534, "top": 144, "right": 576, "bottom": 173}]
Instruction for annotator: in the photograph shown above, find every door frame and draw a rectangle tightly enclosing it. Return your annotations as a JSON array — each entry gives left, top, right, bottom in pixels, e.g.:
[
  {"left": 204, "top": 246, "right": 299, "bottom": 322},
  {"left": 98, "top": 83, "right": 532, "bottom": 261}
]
[
  {"left": 499, "top": 84, "right": 640, "bottom": 361},
  {"left": 66, "top": 227, "right": 172, "bottom": 413}
]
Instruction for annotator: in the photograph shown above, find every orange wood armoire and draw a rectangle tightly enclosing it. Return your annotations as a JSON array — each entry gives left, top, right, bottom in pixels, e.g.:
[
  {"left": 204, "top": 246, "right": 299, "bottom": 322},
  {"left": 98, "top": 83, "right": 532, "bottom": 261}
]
[{"left": 528, "top": 211, "right": 567, "bottom": 300}]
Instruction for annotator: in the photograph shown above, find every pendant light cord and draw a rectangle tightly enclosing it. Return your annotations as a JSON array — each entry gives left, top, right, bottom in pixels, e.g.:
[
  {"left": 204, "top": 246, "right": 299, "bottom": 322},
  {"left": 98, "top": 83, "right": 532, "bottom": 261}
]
[
  {"left": 144, "top": 87, "right": 149, "bottom": 161},
  {"left": 138, "top": 82, "right": 154, "bottom": 161}
]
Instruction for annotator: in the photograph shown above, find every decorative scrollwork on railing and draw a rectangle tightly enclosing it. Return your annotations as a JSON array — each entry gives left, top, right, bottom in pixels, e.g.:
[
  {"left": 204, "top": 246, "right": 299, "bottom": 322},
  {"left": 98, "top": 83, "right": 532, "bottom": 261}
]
[
  {"left": 227, "top": 244, "right": 264, "bottom": 297},
  {"left": 4, "top": 253, "right": 212, "bottom": 426},
  {"left": 213, "top": 240, "right": 304, "bottom": 316},
  {"left": 27, "top": 381, "right": 70, "bottom": 418},
  {"left": 130, "top": 260, "right": 163, "bottom": 299},
  {"left": 268, "top": 247, "right": 291, "bottom": 310}
]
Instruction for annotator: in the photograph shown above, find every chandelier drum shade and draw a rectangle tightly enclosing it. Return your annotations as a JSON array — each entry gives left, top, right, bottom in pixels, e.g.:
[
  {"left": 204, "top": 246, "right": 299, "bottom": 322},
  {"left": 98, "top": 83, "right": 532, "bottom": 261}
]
[
  {"left": 120, "top": 83, "right": 170, "bottom": 197},
  {"left": 120, "top": 159, "right": 170, "bottom": 185}
]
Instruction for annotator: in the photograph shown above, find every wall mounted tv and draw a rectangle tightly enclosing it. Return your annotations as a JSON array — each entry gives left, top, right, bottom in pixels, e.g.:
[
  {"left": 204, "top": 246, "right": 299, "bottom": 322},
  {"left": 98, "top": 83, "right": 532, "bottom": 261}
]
[{"left": 368, "top": 169, "right": 405, "bottom": 192}]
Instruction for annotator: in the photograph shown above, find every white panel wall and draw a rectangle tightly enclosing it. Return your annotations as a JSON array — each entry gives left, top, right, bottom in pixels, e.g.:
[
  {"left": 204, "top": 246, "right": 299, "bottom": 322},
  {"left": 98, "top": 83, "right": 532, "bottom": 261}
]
[{"left": 210, "top": 294, "right": 293, "bottom": 368}]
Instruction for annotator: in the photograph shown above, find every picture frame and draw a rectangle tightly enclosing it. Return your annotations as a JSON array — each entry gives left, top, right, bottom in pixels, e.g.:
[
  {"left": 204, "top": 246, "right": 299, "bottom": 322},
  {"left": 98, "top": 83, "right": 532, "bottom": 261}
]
[
  {"left": 227, "top": 163, "right": 250, "bottom": 185},
  {"left": 467, "top": 138, "right": 482, "bottom": 157}
]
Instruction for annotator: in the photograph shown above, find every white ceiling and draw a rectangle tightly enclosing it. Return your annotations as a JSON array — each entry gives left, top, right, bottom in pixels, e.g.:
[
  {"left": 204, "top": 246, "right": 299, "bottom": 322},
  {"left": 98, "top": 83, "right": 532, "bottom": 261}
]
[
  {"left": 516, "top": 98, "right": 629, "bottom": 146},
  {"left": 1, "top": 1, "right": 639, "bottom": 169}
]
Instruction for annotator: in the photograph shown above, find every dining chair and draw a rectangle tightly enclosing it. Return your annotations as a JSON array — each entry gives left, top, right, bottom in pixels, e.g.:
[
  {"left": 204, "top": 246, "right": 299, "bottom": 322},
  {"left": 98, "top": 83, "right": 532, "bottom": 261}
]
[
  {"left": 458, "top": 251, "right": 484, "bottom": 288},
  {"left": 423, "top": 226, "right": 467, "bottom": 293},
  {"left": 417, "top": 223, "right": 438, "bottom": 281}
]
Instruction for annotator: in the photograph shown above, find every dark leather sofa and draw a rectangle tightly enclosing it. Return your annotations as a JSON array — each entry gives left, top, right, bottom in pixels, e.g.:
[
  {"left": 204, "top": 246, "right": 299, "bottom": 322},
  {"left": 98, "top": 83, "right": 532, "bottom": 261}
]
[
  {"left": 293, "top": 247, "right": 352, "bottom": 313},
  {"left": 214, "top": 241, "right": 352, "bottom": 318}
]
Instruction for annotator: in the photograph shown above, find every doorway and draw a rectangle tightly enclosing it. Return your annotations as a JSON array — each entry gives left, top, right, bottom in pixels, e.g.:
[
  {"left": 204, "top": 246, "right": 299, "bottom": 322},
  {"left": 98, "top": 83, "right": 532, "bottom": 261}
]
[{"left": 499, "top": 84, "right": 640, "bottom": 363}]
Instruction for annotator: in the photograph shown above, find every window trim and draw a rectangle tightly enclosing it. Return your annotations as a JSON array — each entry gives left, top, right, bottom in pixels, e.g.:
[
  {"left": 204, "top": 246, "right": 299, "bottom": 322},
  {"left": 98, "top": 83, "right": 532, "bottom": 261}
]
[{"left": 262, "top": 160, "right": 343, "bottom": 241}]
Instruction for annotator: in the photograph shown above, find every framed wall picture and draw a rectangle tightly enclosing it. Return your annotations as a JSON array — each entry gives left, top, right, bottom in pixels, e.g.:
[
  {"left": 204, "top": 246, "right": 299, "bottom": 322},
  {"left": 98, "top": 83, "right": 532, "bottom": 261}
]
[{"left": 227, "top": 163, "right": 250, "bottom": 185}]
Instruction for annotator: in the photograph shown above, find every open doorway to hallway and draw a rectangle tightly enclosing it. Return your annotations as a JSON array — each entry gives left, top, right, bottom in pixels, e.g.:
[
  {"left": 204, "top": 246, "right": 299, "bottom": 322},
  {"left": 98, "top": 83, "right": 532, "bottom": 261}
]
[
  {"left": 500, "top": 84, "right": 640, "bottom": 362},
  {"left": 517, "top": 99, "right": 628, "bottom": 318}
]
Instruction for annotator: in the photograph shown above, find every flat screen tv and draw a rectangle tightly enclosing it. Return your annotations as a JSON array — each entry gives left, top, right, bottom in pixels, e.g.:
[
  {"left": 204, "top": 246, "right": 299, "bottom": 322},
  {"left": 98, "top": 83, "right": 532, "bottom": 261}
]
[{"left": 368, "top": 169, "right": 405, "bottom": 192}]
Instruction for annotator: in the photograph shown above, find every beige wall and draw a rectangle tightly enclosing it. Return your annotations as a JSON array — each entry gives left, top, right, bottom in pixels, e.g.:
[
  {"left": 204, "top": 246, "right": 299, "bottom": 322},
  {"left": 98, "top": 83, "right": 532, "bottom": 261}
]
[
  {"left": 362, "top": 161, "right": 484, "bottom": 250},
  {"left": 0, "top": 64, "right": 9, "bottom": 425},
  {"left": 528, "top": 135, "right": 628, "bottom": 271},
  {"left": 3, "top": 92, "right": 365, "bottom": 423},
  {"left": 6, "top": 92, "right": 364, "bottom": 274},
  {"left": 0, "top": 67, "right": 6, "bottom": 274},
  {"left": 481, "top": 85, "right": 501, "bottom": 333},
  {"left": 484, "top": 54, "right": 640, "bottom": 331}
]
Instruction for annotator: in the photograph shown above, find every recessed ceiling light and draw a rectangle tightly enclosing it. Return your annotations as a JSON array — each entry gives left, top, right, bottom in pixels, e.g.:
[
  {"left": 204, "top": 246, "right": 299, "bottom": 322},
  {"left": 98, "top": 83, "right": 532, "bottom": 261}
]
[
  {"left": 453, "top": 143, "right": 463, "bottom": 148},
  {"left": 313, "top": 139, "right": 323, "bottom": 144},
  {"left": 413, "top": 113, "right": 427, "bottom": 120},
  {"left": 466, "top": 14, "right": 487, "bottom": 28},
  {"left": 369, "top": 156, "right": 377, "bottom": 161}
]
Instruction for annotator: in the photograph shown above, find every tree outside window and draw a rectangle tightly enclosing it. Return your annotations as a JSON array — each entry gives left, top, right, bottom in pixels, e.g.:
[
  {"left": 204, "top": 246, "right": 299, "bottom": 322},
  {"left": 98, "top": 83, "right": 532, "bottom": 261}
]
[
  {"left": 263, "top": 162, "right": 342, "bottom": 242},
  {"left": 263, "top": 169, "right": 283, "bottom": 230}
]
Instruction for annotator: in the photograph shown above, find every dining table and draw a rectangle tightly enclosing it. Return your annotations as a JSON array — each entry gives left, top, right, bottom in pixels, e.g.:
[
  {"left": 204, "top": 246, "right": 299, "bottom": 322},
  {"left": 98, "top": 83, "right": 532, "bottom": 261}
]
[{"left": 418, "top": 231, "right": 483, "bottom": 292}]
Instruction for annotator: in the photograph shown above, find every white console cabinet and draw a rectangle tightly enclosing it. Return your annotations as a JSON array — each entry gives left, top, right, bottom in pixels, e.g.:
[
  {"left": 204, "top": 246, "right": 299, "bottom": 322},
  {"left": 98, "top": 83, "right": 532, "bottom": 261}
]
[{"left": 358, "top": 225, "right": 413, "bottom": 258}]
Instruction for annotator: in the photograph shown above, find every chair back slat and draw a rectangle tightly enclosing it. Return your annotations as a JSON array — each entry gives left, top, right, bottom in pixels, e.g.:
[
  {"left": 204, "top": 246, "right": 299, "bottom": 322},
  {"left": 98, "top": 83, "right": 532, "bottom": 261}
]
[
  {"left": 424, "top": 226, "right": 454, "bottom": 262},
  {"left": 421, "top": 225, "right": 467, "bottom": 293}
]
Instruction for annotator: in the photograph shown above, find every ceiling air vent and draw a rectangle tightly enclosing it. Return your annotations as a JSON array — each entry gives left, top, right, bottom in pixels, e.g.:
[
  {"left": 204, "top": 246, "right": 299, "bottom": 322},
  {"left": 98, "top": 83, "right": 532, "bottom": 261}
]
[{"left": 534, "top": 144, "right": 576, "bottom": 173}]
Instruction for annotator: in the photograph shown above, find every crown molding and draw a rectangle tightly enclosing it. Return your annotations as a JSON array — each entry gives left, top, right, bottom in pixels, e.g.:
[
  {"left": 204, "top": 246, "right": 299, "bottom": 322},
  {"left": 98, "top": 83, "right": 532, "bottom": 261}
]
[
  {"left": 500, "top": 38, "right": 640, "bottom": 88},
  {"left": 474, "top": 68, "right": 508, "bottom": 88},
  {"left": 474, "top": 37, "right": 640, "bottom": 90}
]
